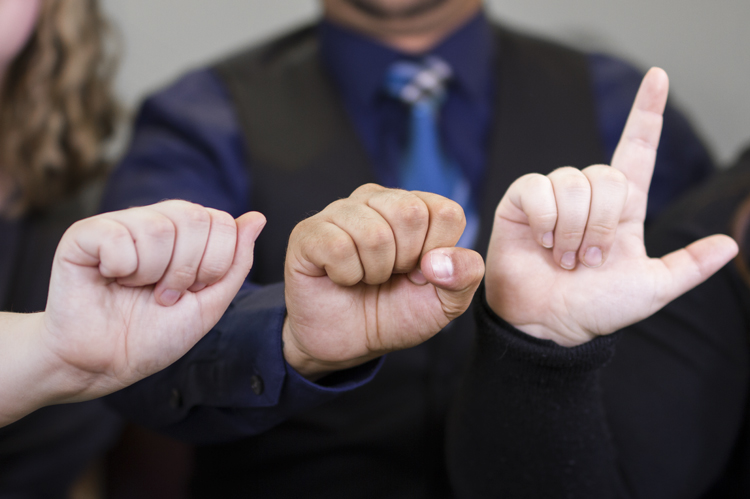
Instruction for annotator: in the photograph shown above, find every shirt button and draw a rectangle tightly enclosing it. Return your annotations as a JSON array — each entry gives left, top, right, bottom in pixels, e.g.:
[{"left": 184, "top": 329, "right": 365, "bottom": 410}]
[
  {"left": 250, "top": 375, "right": 264, "bottom": 396},
  {"left": 169, "top": 388, "right": 183, "bottom": 409}
]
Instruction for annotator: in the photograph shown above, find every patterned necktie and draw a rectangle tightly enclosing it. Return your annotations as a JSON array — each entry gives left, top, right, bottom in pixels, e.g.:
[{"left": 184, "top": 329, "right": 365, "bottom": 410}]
[{"left": 385, "top": 56, "right": 478, "bottom": 248}]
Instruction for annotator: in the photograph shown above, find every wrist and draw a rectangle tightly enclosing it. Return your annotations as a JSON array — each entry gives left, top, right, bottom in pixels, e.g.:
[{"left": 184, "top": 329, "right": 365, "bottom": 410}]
[
  {"left": 281, "top": 317, "right": 335, "bottom": 382},
  {"left": 483, "top": 286, "right": 592, "bottom": 347},
  {"left": 511, "top": 323, "right": 590, "bottom": 347},
  {"left": 281, "top": 317, "right": 376, "bottom": 382},
  {"left": 0, "top": 312, "right": 93, "bottom": 426}
]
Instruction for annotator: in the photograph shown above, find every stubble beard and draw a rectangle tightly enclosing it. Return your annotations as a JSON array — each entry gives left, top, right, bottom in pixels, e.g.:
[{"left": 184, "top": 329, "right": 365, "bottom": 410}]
[{"left": 345, "top": 0, "right": 450, "bottom": 20}]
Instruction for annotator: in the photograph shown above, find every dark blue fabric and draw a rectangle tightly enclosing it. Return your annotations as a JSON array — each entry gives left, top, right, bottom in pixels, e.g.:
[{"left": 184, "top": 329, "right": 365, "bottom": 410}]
[
  {"left": 0, "top": 218, "right": 21, "bottom": 309},
  {"left": 102, "top": 14, "right": 714, "bottom": 442},
  {"left": 108, "top": 282, "right": 381, "bottom": 443},
  {"left": 320, "top": 15, "right": 494, "bottom": 193}
]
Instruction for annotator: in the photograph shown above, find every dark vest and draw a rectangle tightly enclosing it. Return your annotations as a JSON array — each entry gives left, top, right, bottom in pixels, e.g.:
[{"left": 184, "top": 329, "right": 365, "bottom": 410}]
[{"left": 203, "top": 24, "right": 605, "bottom": 498}]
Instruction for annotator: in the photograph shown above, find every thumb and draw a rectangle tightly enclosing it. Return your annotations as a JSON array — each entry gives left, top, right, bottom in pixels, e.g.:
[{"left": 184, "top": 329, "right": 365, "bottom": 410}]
[
  {"left": 657, "top": 234, "right": 738, "bottom": 306},
  {"left": 417, "top": 247, "right": 485, "bottom": 320}
]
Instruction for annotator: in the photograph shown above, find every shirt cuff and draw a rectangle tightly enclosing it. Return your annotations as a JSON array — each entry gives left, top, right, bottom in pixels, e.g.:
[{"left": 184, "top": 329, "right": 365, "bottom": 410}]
[{"left": 105, "top": 281, "right": 383, "bottom": 440}]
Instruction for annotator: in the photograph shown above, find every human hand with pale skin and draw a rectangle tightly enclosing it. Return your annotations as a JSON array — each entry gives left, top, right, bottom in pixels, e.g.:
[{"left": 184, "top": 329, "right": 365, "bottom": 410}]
[
  {"left": 485, "top": 68, "right": 738, "bottom": 347},
  {"left": 282, "top": 184, "right": 485, "bottom": 380},
  {"left": 0, "top": 201, "right": 265, "bottom": 427}
]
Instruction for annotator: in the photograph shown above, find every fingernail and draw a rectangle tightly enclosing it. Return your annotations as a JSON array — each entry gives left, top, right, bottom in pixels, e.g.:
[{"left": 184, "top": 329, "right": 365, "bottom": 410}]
[
  {"left": 189, "top": 282, "right": 207, "bottom": 292},
  {"left": 584, "top": 247, "right": 603, "bottom": 268},
  {"left": 408, "top": 268, "right": 428, "bottom": 285},
  {"left": 561, "top": 252, "right": 577, "bottom": 270},
  {"left": 542, "top": 232, "right": 554, "bottom": 248},
  {"left": 430, "top": 251, "right": 454, "bottom": 280},
  {"left": 160, "top": 289, "right": 181, "bottom": 306}
]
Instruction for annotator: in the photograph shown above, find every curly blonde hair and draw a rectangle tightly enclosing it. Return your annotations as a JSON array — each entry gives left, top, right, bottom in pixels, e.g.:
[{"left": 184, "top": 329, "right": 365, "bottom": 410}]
[{"left": 0, "top": 0, "right": 118, "bottom": 215}]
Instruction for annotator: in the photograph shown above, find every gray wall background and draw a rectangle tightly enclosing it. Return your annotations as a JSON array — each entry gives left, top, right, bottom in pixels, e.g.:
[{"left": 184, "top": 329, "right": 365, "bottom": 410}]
[{"left": 101, "top": 0, "right": 750, "bottom": 165}]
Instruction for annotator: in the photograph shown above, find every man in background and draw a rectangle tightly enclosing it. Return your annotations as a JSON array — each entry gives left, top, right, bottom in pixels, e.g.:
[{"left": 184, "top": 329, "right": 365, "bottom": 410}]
[{"left": 103, "top": 0, "right": 714, "bottom": 496}]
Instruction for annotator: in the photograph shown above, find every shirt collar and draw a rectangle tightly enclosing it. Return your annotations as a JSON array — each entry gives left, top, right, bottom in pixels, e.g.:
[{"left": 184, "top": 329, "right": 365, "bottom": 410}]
[{"left": 319, "top": 11, "right": 495, "bottom": 107}]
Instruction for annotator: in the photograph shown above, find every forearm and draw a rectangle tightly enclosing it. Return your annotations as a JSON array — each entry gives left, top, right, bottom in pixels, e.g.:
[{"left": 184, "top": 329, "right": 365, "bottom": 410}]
[
  {"left": 0, "top": 312, "right": 88, "bottom": 426},
  {"left": 447, "top": 291, "right": 624, "bottom": 498}
]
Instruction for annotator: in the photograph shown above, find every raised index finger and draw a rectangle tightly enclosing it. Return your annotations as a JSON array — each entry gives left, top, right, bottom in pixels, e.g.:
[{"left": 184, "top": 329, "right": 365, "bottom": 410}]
[{"left": 611, "top": 67, "right": 669, "bottom": 224}]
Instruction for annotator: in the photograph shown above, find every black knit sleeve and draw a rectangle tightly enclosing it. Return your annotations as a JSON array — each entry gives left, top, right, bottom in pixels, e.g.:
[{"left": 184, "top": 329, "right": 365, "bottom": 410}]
[
  {"left": 447, "top": 157, "right": 750, "bottom": 498},
  {"left": 446, "top": 286, "right": 626, "bottom": 499}
]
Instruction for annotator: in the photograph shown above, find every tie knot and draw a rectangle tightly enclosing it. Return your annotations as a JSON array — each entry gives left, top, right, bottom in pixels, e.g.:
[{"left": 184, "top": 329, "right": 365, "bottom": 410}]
[{"left": 385, "top": 56, "right": 453, "bottom": 105}]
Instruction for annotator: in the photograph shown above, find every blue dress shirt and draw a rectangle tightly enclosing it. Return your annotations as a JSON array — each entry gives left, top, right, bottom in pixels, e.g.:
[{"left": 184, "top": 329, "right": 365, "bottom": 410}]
[{"left": 103, "top": 13, "right": 714, "bottom": 441}]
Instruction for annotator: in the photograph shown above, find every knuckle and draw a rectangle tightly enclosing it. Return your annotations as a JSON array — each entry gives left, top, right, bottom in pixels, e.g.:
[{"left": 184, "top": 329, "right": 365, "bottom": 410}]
[
  {"left": 551, "top": 166, "right": 581, "bottom": 176},
  {"left": 210, "top": 208, "right": 235, "bottom": 227},
  {"left": 145, "top": 215, "right": 176, "bottom": 240},
  {"left": 210, "top": 212, "right": 237, "bottom": 238},
  {"left": 559, "top": 175, "right": 590, "bottom": 194},
  {"left": 396, "top": 197, "right": 430, "bottom": 226},
  {"left": 587, "top": 203, "right": 621, "bottom": 234},
  {"left": 169, "top": 265, "right": 199, "bottom": 285},
  {"left": 288, "top": 220, "right": 307, "bottom": 241},
  {"left": 605, "top": 170, "right": 629, "bottom": 193},
  {"left": 361, "top": 225, "right": 393, "bottom": 252},
  {"left": 558, "top": 228, "right": 585, "bottom": 242},
  {"left": 327, "top": 233, "right": 357, "bottom": 261},
  {"left": 158, "top": 200, "right": 212, "bottom": 232},
  {"left": 551, "top": 167, "right": 590, "bottom": 195},
  {"left": 80, "top": 217, "right": 119, "bottom": 238},
  {"left": 198, "top": 260, "right": 230, "bottom": 282},
  {"left": 524, "top": 173, "right": 551, "bottom": 189},
  {"left": 290, "top": 218, "right": 327, "bottom": 249},
  {"left": 322, "top": 198, "right": 351, "bottom": 216},
  {"left": 433, "top": 200, "right": 465, "bottom": 227},
  {"left": 591, "top": 164, "right": 627, "bottom": 184},
  {"left": 182, "top": 203, "right": 212, "bottom": 227},
  {"left": 582, "top": 163, "right": 610, "bottom": 174},
  {"left": 352, "top": 183, "right": 383, "bottom": 196},
  {"left": 586, "top": 218, "right": 618, "bottom": 236},
  {"left": 534, "top": 211, "right": 558, "bottom": 227},
  {"left": 335, "top": 267, "right": 365, "bottom": 286}
]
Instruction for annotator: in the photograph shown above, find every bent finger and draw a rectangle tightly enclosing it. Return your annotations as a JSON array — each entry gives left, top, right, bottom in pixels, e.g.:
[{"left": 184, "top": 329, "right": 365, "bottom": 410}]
[
  {"left": 287, "top": 216, "right": 365, "bottom": 287},
  {"left": 61, "top": 216, "right": 139, "bottom": 278},
  {"left": 411, "top": 191, "right": 466, "bottom": 256},
  {"left": 149, "top": 200, "right": 212, "bottom": 306},
  {"left": 366, "top": 188, "right": 430, "bottom": 274},
  {"left": 189, "top": 208, "right": 238, "bottom": 291},
  {"left": 323, "top": 198, "right": 397, "bottom": 285},
  {"left": 579, "top": 165, "right": 629, "bottom": 268},
  {"left": 548, "top": 167, "right": 592, "bottom": 270},
  {"left": 102, "top": 207, "right": 176, "bottom": 286},
  {"left": 500, "top": 173, "right": 558, "bottom": 249}
]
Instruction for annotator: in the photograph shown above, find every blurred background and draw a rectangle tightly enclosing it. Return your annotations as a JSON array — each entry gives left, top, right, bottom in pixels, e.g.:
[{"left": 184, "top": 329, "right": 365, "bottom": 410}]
[{"left": 100, "top": 0, "right": 750, "bottom": 166}]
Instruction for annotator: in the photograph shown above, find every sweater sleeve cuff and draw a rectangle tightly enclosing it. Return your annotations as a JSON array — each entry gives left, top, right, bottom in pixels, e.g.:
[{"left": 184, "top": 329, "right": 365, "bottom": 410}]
[{"left": 475, "top": 283, "right": 621, "bottom": 378}]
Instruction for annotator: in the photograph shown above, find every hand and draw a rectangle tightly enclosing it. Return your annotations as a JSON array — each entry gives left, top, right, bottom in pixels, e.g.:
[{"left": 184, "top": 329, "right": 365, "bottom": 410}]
[
  {"left": 485, "top": 68, "right": 738, "bottom": 346},
  {"left": 40, "top": 200, "right": 266, "bottom": 402},
  {"left": 282, "top": 184, "right": 485, "bottom": 379}
]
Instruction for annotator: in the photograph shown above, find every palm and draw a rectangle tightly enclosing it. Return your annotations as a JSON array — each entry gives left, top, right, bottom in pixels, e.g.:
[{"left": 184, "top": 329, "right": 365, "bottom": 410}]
[
  {"left": 43, "top": 263, "right": 230, "bottom": 393},
  {"left": 285, "top": 272, "right": 454, "bottom": 364},
  {"left": 489, "top": 214, "right": 663, "bottom": 344}
]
